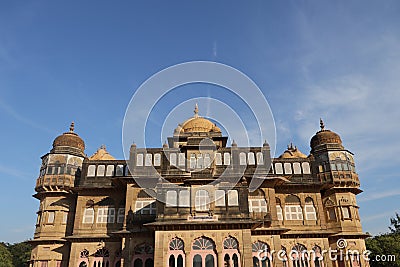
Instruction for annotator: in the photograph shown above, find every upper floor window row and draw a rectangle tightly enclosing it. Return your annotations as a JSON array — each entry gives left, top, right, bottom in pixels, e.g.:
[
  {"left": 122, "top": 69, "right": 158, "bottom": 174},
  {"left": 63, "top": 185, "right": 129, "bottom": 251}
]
[
  {"left": 87, "top": 164, "right": 126, "bottom": 177},
  {"left": 273, "top": 162, "right": 311, "bottom": 175}
]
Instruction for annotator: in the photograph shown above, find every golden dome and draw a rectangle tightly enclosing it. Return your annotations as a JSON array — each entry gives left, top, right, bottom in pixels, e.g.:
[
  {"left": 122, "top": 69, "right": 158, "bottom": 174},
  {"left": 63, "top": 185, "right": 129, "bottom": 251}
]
[
  {"left": 89, "top": 145, "right": 115, "bottom": 160},
  {"left": 310, "top": 119, "right": 342, "bottom": 150},
  {"left": 52, "top": 122, "right": 85, "bottom": 152},
  {"left": 176, "top": 104, "right": 221, "bottom": 133},
  {"left": 279, "top": 143, "right": 307, "bottom": 159}
]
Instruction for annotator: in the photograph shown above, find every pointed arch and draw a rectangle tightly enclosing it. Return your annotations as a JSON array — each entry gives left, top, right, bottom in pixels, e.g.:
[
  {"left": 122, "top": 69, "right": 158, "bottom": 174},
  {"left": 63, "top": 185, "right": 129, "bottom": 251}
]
[{"left": 168, "top": 238, "right": 185, "bottom": 267}]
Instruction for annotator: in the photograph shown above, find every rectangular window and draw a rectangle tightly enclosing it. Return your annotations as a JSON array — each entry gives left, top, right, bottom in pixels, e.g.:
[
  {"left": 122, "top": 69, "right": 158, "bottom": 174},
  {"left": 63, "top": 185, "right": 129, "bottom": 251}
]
[
  {"left": 178, "top": 153, "right": 185, "bottom": 166},
  {"left": 179, "top": 190, "right": 190, "bottom": 207},
  {"left": 275, "top": 163, "right": 283, "bottom": 174},
  {"left": 215, "top": 153, "right": 222, "bottom": 165},
  {"left": 116, "top": 165, "right": 124, "bottom": 176},
  {"left": 62, "top": 212, "right": 68, "bottom": 224},
  {"left": 170, "top": 153, "right": 177, "bottom": 166},
  {"left": 117, "top": 208, "right": 125, "bottom": 223},
  {"left": 135, "top": 200, "right": 156, "bottom": 215},
  {"left": 190, "top": 154, "right": 196, "bottom": 169},
  {"left": 276, "top": 205, "right": 283, "bottom": 220},
  {"left": 285, "top": 205, "right": 303, "bottom": 220},
  {"left": 97, "top": 208, "right": 108, "bottom": 223},
  {"left": 223, "top": 153, "right": 231, "bottom": 165},
  {"left": 136, "top": 154, "right": 144, "bottom": 166},
  {"left": 166, "top": 191, "right": 177, "bottom": 207},
  {"left": 305, "top": 205, "right": 317, "bottom": 220},
  {"left": 215, "top": 190, "right": 226, "bottom": 207},
  {"left": 284, "top": 163, "right": 292, "bottom": 174},
  {"left": 83, "top": 208, "right": 94, "bottom": 224},
  {"left": 256, "top": 152, "right": 264, "bottom": 165},
  {"left": 145, "top": 154, "right": 152, "bottom": 166},
  {"left": 249, "top": 199, "right": 267, "bottom": 212},
  {"left": 342, "top": 207, "right": 351, "bottom": 219},
  {"left": 106, "top": 165, "right": 114, "bottom": 176},
  {"left": 228, "top": 190, "right": 239, "bottom": 206},
  {"left": 47, "top": 166, "right": 54, "bottom": 174},
  {"left": 47, "top": 212, "right": 55, "bottom": 224},
  {"left": 330, "top": 163, "right": 337, "bottom": 171},
  {"left": 97, "top": 165, "right": 105, "bottom": 176},
  {"left": 154, "top": 153, "right": 161, "bottom": 166},
  {"left": 204, "top": 153, "right": 211, "bottom": 168}
]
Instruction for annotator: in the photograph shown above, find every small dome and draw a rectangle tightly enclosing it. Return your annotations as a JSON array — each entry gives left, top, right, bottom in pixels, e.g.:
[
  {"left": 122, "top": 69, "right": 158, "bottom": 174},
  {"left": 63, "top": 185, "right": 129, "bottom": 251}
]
[
  {"left": 279, "top": 143, "right": 307, "bottom": 159},
  {"left": 52, "top": 122, "right": 85, "bottom": 154},
  {"left": 310, "top": 119, "right": 342, "bottom": 150},
  {"left": 176, "top": 104, "right": 221, "bottom": 134},
  {"left": 89, "top": 145, "right": 115, "bottom": 160}
]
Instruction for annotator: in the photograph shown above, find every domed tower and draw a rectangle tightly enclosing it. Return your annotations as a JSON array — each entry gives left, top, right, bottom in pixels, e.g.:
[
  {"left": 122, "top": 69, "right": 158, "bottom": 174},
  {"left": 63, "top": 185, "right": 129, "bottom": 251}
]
[
  {"left": 310, "top": 119, "right": 366, "bottom": 250},
  {"left": 30, "top": 122, "right": 86, "bottom": 266}
]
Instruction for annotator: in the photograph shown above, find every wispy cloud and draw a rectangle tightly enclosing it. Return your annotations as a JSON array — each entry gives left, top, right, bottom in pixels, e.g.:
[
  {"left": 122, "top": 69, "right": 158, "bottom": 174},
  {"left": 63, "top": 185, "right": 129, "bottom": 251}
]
[
  {"left": 0, "top": 97, "right": 53, "bottom": 133},
  {"left": 358, "top": 189, "right": 400, "bottom": 203}
]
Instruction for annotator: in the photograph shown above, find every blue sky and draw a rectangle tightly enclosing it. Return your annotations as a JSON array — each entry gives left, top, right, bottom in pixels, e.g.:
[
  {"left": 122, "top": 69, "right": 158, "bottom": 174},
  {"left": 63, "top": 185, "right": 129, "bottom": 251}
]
[{"left": 1, "top": 1, "right": 400, "bottom": 243}]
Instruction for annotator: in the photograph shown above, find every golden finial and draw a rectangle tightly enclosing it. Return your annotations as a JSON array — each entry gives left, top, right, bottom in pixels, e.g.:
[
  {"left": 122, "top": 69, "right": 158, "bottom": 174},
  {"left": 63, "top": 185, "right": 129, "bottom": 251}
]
[
  {"left": 69, "top": 122, "right": 75, "bottom": 132},
  {"left": 320, "top": 118, "right": 325, "bottom": 130},
  {"left": 194, "top": 103, "right": 199, "bottom": 118}
]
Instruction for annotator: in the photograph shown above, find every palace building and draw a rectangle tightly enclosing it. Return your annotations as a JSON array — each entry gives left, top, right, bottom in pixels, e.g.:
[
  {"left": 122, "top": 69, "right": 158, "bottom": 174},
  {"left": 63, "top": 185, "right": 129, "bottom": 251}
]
[{"left": 30, "top": 106, "right": 369, "bottom": 267}]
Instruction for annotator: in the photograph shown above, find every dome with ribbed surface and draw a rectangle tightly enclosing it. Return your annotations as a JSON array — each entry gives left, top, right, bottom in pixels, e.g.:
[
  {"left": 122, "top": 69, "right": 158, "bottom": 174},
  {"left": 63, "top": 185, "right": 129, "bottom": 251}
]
[
  {"left": 52, "top": 122, "right": 85, "bottom": 154},
  {"left": 310, "top": 119, "right": 342, "bottom": 151}
]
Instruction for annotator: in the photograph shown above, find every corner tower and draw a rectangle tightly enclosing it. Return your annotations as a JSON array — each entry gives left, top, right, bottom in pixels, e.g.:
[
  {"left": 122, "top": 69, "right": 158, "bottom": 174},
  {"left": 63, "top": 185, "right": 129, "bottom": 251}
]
[{"left": 30, "top": 123, "right": 86, "bottom": 267}]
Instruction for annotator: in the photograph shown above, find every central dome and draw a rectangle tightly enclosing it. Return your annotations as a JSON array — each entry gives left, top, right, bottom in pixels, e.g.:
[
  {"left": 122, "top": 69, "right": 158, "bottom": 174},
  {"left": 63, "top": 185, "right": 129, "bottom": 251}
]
[{"left": 175, "top": 104, "right": 221, "bottom": 134}]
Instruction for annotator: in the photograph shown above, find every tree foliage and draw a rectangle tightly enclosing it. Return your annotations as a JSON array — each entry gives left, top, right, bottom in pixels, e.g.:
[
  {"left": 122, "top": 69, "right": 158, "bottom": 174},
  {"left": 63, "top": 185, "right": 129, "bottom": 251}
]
[
  {"left": 365, "top": 213, "right": 400, "bottom": 267},
  {"left": 8, "top": 241, "right": 32, "bottom": 267},
  {"left": 0, "top": 243, "right": 13, "bottom": 267}
]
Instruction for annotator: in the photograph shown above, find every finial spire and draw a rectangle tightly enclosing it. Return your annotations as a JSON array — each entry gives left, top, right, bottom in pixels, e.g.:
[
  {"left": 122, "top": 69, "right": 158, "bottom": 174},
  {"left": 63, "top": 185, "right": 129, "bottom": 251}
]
[
  {"left": 194, "top": 103, "right": 199, "bottom": 118},
  {"left": 320, "top": 118, "right": 325, "bottom": 130},
  {"left": 69, "top": 122, "right": 75, "bottom": 132}
]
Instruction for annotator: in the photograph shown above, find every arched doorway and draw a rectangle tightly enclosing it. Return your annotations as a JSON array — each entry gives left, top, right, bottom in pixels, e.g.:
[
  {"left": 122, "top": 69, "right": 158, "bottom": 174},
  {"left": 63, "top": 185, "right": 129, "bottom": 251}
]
[{"left": 252, "top": 241, "right": 271, "bottom": 267}]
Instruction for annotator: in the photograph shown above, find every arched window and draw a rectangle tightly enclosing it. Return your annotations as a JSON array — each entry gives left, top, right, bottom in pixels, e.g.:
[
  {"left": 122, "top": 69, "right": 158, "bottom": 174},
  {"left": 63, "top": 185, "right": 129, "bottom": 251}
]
[
  {"left": 215, "top": 153, "right": 222, "bottom": 165},
  {"left": 223, "top": 237, "right": 240, "bottom": 267},
  {"left": 304, "top": 197, "right": 317, "bottom": 220},
  {"left": 256, "top": 152, "right": 264, "bottom": 165},
  {"left": 252, "top": 241, "right": 271, "bottom": 267},
  {"left": 239, "top": 152, "right": 247, "bottom": 165},
  {"left": 145, "top": 154, "right": 152, "bottom": 166},
  {"left": 133, "top": 244, "right": 154, "bottom": 267},
  {"left": 136, "top": 154, "right": 144, "bottom": 166},
  {"left": 168, "top": 238, "right": 185, "bottom": 267},
  {"left": 312, "top": 246, "right": 324, "bottom": 267},
  {"left": 154, "top": 153, "right": 161, "bottom": 166},
  {"left": 93, "top": 248, "right": 110, "bottom": 267},
  {"left": 204, "top": 153, "right": 211, "bottom": 168},
  {"left": 291, "top": 244, "right": 308, "bottom": 267},
  {"left": 248, "top": 152, "right": 255, "bottom": 165},
  {"left": 195, "top": 190, "right": 210, "bottom": 211},
  {"left": 284, "top": 195, "right": 303, "bottom": 220},
  {"left": 223, "top": 153, "right": 231, "bottom": 165},
  {"left": 191, "top": 237, "right": 217, "bottom": 267}
]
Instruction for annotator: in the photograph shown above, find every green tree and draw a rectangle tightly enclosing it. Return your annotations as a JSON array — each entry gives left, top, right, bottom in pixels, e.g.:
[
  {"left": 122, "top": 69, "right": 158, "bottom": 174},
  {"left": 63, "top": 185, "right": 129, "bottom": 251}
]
[
  {"left": 8, "top": 241, "right": 32, "bottom": 267},
  {"left": 0, "top": 243, "right": 13, "bottom": 267},
  {"left": 389, "top": 213, "right": 400, "bottom": 234}
]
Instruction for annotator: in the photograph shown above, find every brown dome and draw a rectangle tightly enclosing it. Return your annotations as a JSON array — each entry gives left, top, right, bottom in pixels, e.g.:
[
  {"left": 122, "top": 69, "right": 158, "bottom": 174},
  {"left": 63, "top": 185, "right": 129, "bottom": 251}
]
[
  {"left": 310, "top": 119, "right": 342, "bottom": 150},
  {"left": 52, "top": 122, "right": 85, "bottom": 152},
  {"left": 175, "top": 104, "right": 221, "bottom": 134}
]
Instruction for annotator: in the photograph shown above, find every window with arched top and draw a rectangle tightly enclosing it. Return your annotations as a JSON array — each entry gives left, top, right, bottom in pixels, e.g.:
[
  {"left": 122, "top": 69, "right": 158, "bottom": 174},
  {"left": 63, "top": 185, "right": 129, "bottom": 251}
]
[
  {"left": 252, "top": 241, "right": 272, "bottom": 267},
  {"left": 284, "top": 195, "right": 303, "bottom": 220},
  {"left": 239, "top": 152, "right": 247, "bottom": 165},
  {"left": 170, "top": 153, "right": 177, "bottom": 166},
  {"left": 312, "top": 246, "right": 324, "bottom": 267},
  {"left": 133, "top": 244, "right": 154, "bottom": 267},
  {"left": 223, "top": 237, "right": 240, "bottom": 267},
  {"left": 248, "top": 152, "right": 256, "bottom": 165},
  {"left": 191, "top": 237, "right": 216, "bottom": 267},
  {"left": 93, "top": 248, "right": 110, "bottom": 267},
  {"left": 256, "top": 152, "right": 264, "bottom": 165},
  {"left": 304, "top": 197, "right": 317, "bottom": 220},
  {"left": 195, "top": 190, "right": 210, "bottom": 211},
  {"left": 291, "top": 244, "right": 309, "bottom": 267},
  {"left": 223, "top": 153, "right": 231, "bottom": 165},
  {"left": 168, "top": 238, "right": 185, "bottom": 267}
]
